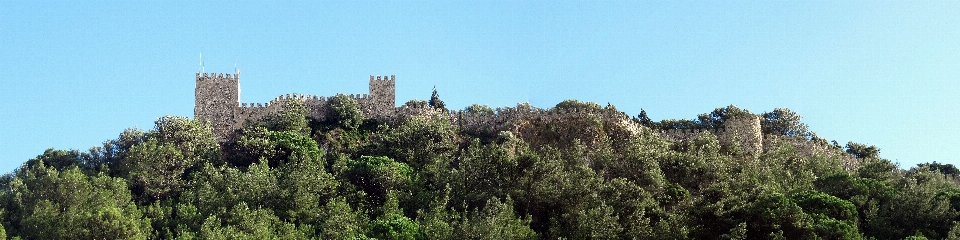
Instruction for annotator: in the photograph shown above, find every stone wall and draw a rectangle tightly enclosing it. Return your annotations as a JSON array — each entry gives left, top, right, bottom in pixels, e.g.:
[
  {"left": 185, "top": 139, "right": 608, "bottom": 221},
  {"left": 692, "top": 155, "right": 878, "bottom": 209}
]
[
  {"left": 762, "top": 135, "right": 859, "bottom": 172},
  {"left": 450, "top": 106, "right": 632, "bottom": 135},
  {"left": 195, "top": 73, "right": 397, "bottom": 142},
  {"left": 657, "top": 115, "right": 763, "bottom": 155},
  {"left": 722, "top": 115, "right": 763, "bottom": 154},
  {"left": 195, "top": 72, "right": 240, "bottom": 141},
  {"left": 658, "top": 128, "right": 726, "bottom": 144},
  {"left": 195, "top": 72, "right": 763, "bottom": 153},
  {"left": 368, "top": 75, "right": 396, "bottom": 119}
]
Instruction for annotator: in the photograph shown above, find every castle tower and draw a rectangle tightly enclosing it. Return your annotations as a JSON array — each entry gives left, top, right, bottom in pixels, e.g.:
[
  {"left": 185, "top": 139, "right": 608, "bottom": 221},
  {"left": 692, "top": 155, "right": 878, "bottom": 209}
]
[
  {"left": 195, "top": 72, "right": 239, "bottom": 141},
  {"left": 368, "top": 75, "right": 396, "bottom": 115},
  {"left": 721, "top": 115, "right": 763, "bottom": 155}
]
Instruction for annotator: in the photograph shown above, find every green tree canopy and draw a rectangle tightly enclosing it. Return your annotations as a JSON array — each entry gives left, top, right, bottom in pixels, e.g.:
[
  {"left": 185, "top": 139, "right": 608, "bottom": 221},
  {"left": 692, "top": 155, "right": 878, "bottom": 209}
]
[
  {"left": 5, "top": 163, "right": 150, "bottom": 239},
  {"left": 263, "top": 99, "right": 311, "bottom": 136},
  {"left": 846, "top": 141, "right": 880, "bottom": 159},
  {"left": 429, "top": 86, "right": 447, "bottom": 111},
  {"left": 696, "top": 105, "right": 753, "bottom": 129},
  {"left": 2, "top": 103, "right": 958, "bottom": 239},
  {"left": 553, "top": 99, "right": 602, "bottom": 112},
  {"left": 465, "top": 104, "right": 495, "bottom": 115},
  {"left": 761, "top": 108, "right": 813, "bottom": 139},
  {"left": 329, "top": 93, "right": 364, "bottom": 130}
]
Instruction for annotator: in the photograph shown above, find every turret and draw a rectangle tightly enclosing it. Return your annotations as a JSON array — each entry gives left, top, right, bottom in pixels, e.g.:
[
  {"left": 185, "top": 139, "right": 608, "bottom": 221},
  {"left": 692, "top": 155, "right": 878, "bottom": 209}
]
[
  {"left": 194, "top": 72, "right": 396, "bottom": 142},
  {"left": 194, "top": 72, "right": 240, "bottom": 141},
  {"left": 368, "top": 75, "right": 396, "bottom": 117},
  {"left": 720, "top": 115, "right": 763, "bottom": 155}
]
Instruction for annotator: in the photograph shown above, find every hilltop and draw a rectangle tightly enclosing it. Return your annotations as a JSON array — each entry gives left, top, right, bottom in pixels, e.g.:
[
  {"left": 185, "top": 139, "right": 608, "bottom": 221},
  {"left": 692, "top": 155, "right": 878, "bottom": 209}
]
[{"left": 0, "top": 78, "right": 958, "bottom": 239}]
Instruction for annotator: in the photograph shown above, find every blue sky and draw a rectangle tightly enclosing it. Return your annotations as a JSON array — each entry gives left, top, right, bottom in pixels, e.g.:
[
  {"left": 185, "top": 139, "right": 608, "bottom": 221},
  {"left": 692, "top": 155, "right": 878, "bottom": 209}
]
[{"left": 1, "top": 1, "right": 958, "bottom": 173}]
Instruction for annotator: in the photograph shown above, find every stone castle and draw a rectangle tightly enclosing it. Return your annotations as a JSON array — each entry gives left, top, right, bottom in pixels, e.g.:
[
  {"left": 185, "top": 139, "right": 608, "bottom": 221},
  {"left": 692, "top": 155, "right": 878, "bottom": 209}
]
[
  {"left": 194, "top": 72, "right": 395, "bottom": 141},
  {"left": 194, "top": 71, "right": 763, "bottom": 154}
]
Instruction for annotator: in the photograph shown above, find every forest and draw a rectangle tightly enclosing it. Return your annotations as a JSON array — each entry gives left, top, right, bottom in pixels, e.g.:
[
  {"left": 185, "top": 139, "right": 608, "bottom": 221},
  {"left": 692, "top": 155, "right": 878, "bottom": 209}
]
[{"left": 1, "top": 92, "right": 959, "bottom": 240}]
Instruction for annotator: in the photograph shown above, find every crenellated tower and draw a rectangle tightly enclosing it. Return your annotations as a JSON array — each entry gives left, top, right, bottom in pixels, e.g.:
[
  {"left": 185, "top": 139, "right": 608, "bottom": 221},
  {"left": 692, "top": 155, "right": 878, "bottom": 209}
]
[
  {"left": 195, "top": 72, "right": 240, "bottom": 141},
  {"left": 194, "top": 71, "right": 397, "bottom": 142},
  {"left": 369, "top": 75, "right": 396, "bottom": 114},
  {"left": 719, "top": 115, "right": 763, "bottom": 154}
]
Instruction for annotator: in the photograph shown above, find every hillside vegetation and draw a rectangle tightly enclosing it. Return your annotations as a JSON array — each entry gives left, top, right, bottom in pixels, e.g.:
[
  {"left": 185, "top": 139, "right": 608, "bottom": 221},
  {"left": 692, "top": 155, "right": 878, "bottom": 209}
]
[{"left": 2, "top": 95, "right": 959, "bottom": 239}]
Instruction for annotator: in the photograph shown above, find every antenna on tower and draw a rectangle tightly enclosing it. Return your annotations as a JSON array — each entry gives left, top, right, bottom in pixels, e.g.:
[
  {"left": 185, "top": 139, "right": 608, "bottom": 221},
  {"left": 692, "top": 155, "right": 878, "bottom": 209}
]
[
  {"left": 234, "top": 56, "right": 238, "bottom": 74},
  {"left": 199, "top": 53, "right": 205, "bottom": 73}
]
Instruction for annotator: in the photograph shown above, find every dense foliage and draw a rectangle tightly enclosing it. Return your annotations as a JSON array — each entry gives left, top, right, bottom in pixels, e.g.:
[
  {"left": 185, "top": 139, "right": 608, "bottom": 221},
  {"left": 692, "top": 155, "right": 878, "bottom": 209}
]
[{"left": 2, "top": 99, "right": 959, "bottom": 239}]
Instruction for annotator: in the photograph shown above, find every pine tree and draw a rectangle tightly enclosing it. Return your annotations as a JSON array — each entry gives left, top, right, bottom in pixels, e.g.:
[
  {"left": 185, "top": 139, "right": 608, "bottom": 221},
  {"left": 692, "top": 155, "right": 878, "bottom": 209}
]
[{"left": 429, "top": 86, "right": 446, "bottom": 110}]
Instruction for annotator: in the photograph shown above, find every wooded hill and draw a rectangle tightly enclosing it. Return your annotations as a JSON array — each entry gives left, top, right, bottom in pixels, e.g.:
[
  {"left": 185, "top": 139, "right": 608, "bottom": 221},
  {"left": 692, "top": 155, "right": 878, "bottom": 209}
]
[{"left": 2, "top": 94, "right": 959, "bottom": 239}]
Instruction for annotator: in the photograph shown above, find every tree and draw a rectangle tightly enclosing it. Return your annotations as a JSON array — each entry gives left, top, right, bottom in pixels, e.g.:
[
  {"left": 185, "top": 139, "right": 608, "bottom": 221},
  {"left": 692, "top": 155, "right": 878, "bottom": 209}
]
[
  {"left": 856, "top": 158, "right": 899, "bottom": 183},
  {"left": 657, "top": 118, "right": 700, "bottom": 130},
  {"left": 372, "top": 115, "right": 457, "bottom": 171},
  {"left": 231, "top": 126, "right": 277, "bottom": 167},
  {"left": 416, "top": 186, "right": 456, "bottom": 240},
  {"left": 263, "top": 99, "right": 311, "bottom": 136},
  {"left": 741, "top": 193, "right": 816, "bottom": 239},
  {"left": 404, "top": 99, "right": 429, "bottom": 109},
  {"left": 121, "top": 116, "right": 220, "bottom": 202},
  {"left": 596, "top": 178, "right": 659, "bottom": 239},
  {"left": 565, "top": 199, "right": 623, "bottom": 239},
  {"left": 813, "top": 172, "right": 899, "bottom": 238},
  {"left": 91, "top": 127, "right": 147, "bottom": 177},
  {"left": 329, "top": 93, "right": 364, "bottom": 130},
  {"left": 346, "top": 156, "right": 413, "bottom": 209},
  {"left": 791, "top": 191, "right": 861, "bottom": 239},
  {"left": 658, "top": 132, "right": 727, "bottom": 191},
  {"left": 846, "top": 142, "right": 880, "bottom": 159},
  {"left": 125, "top": 138, "right": 190, "bottom": 202},
  {"left": 553, "top": 99, "right": 602, "bottom": 112},
  {"left": 696, "top": 105, "right": 752, "bottom": 129},
  {"left": 6, "top": 163, "right": 150, "bottom": 239},
  {"left": 21, "top": 149, "right": 84, "bottom": 173},
  {"left": 465, "top": 104, "right": 495, "bottom": 115},
  {"left": 761, "top": 108, "right": 813, "bottom": 139},
  {"left": 866, "top": 171, "right": 959, "bottom": 240},
  {"left": 450, "top": 140, "right": 523, "bottom": 209},
  {"left": 453, "top": 197, "right": 538, "bottom": 240},
  {"left": 429, "top": 86, "right": 447, "bottom": 111},
  {"left": 150, "top": 115, "right": 220, "bottom": 163},
  {"left": 272, "top": 130, "right": 338, "bottom": 223},
  {"left": 7, "top": 99, "right": 960, "bottom": 239},
  {"left": 198, "top": 202, "right": 305, "bottom": 239},
  {"left": 369, "top": 212, "right": 420, "bottom": 240},
  {"left": 27, "top": 127, "right": 146, "bottom": 176},
  {"left": 917, "top": 161, "right": 960, "bottom": 176},
  {"left": 320, "top": 197, "right": 366, "bottom": 239},
  {"left": 635, "top": 109, "right": 654, "bottom": 128}
]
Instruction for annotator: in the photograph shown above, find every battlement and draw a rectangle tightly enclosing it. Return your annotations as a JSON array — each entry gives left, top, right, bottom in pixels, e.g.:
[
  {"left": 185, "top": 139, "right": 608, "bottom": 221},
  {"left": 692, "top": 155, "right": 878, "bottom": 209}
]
[
  {"left": 442, "top": 104, "right": 629, "bottom": 140},
  {"left": 660, "top": 128, "right": 725, "bottom": 134},
  {"left": 195, "top": 72, "right": 397, "bottom": 142},
  {"left": 655, "top": 115, "right": 763, "bottom": 154},
  {"left": 370, "top": 75, "right": 396, "bottom": 82},
  {"left": 196, "top": 72, "right": 239, "bottom": 80},
  {"left": 195, "top": 72, "right": 241, "bottom": 140},
  {"left": 194, "top": 70, "right": 760, "bottom": 153}
]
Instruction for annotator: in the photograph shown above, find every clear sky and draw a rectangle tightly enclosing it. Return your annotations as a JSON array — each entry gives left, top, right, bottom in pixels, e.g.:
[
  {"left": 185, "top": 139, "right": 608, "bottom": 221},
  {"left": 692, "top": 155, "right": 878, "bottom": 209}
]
[{"left": 1, "top": 1, "right": 958, "bottom": 173}]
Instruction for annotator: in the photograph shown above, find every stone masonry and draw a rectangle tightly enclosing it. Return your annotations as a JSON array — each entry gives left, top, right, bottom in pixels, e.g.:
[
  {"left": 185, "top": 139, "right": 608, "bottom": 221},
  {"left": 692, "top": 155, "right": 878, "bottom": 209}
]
[
  {"left": 194, "top": 71, "right": 761, "bottom": 154},
  {"left": 195, "top": 72, "right": 396, "bottom": 141},
  {"left": 194, "top": 72, "right": 240, "bottom": 141},
  {"left": 656, "top": 115, "right": 763, "bottom": 155}
]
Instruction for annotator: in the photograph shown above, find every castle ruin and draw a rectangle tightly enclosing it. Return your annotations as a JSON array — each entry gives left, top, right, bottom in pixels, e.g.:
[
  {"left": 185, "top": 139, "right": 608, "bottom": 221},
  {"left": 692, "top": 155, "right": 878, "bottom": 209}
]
[
  {"left": 655, "top": 115, "right": 763, "bottom": 154},
  {"left": 195, "top": 72, "right": 395, "bottom": 141},
  {"left": 194, "top": 71, "right": 762, "bottom": 154}
]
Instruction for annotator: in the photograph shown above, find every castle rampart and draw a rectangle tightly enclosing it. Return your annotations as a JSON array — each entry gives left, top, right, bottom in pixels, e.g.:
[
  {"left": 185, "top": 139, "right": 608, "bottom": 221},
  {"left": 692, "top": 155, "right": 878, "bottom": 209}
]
[
  {"left": 195, "top": 71, "right": 761, "bottom": 153},
  {"left": 195, "top": 72, "right": 396, "bottom": 141},
  {"left": 195, "top": 72, "right": 240, "bottom": 140},
  {"left": 656, "top": 115, "right": 763, "bottom": 154}
]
